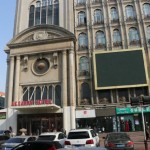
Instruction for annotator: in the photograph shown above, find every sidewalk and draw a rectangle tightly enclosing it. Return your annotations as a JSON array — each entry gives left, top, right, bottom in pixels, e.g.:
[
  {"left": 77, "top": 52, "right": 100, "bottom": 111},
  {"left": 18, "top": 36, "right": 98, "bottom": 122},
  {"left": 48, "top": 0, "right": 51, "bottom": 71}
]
[{"left": 99, "top": 131, "right": 150, "bottom": 150}]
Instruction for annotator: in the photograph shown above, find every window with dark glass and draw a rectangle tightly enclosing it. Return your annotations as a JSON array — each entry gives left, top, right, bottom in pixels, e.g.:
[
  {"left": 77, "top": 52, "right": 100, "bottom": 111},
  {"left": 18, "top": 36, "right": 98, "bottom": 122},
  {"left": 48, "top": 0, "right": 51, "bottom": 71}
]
[
  {"left": 36, "top": 86, "right": 41, "bottom": 100},
  {"left": 113, "top": 29, "right": 121, "bottom": 42},
  {"left": 78, "top": 11, "right": 86, "bottom": 26},
  {"left": 23, "top": 87, "right": 28, "bottom": 101},
  {"left": 129, "top": 27, "right": 139, "bottom": 42},
  {"left": 94, "top": 9, "right": 103, "bottom": 23},
  {"left": 125, "top": 5, "right": 135, "bottom": 18},
  {"left": 29, "top": 5, "right": 35, "bottom": 27},
  {"left": 79, "top": 57, "right": 89, "bottom": 71},
  {"left": 48, "top": 85, "right": 53, "bottom": 100},
  {"left": 78, "top": 33, "right": 88, "bottom": 49},
  {"left": 143, "top": 3, "right": 150, "bottom": 15},
  {"left": 54, "top": 1, "right": 59, "bottom": 25},
  {"left": 41, "top": 5, "right": 47, "bottom": 24},
  {"left": 29, "top": 0, "right": 59, "bottom": 27},
  {"left": 29, "top": 87, "right": 34, "bottom": 100},
  {"left": 96, "top": 31, "right": 106, "bottom": 46},
  {"left": 111, "top": 7, "right": 118, "bottom": 20},
  {"left": 55, "top": 85, "right": 61, "bottom": 106},
  {"left": 42, "top": 86, "right": 47, "bottom": 99},
  {"left": 81, "top": 82, "right": 91, "bottom": 100},
  {"left": 35, "top": 1, "right": 41, "bottom": 25},
  {"left": 147, "top": 26, "right": 150, "bottom": 42}
]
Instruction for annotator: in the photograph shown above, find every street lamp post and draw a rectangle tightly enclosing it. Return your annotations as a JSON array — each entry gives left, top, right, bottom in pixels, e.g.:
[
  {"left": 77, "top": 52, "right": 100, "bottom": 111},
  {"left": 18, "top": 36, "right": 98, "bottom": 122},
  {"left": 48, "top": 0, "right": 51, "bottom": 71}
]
[
  {"left": 141, "top": 105, "right": 148, "bottom": 150},
  {"left": 130, "top": 96, "right": 150, "bottom": 150}
]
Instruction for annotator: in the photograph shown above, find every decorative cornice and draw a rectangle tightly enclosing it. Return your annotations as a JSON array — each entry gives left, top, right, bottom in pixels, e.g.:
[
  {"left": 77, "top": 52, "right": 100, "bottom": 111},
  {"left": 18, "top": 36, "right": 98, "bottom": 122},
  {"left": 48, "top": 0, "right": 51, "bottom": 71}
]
[{"left": 7, "top": 25, "right": 76, "bottom": 49}]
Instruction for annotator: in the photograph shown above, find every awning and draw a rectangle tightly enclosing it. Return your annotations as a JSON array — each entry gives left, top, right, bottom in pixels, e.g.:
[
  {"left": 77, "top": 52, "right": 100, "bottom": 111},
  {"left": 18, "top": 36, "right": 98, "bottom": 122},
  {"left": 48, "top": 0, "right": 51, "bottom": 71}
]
[{"left": 10, "top": 104, "right": 60, "bottom": 111}]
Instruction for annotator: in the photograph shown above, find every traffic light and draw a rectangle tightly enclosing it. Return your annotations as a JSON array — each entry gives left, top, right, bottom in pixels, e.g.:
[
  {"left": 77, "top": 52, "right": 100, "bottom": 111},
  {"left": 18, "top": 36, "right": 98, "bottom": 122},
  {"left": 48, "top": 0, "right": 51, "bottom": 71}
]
[
  {"left": 142, "top": 96, "right": 150, "bottom": 105},
  {"left": 130, "top": 97, "right": 140, "bottom": 106}
]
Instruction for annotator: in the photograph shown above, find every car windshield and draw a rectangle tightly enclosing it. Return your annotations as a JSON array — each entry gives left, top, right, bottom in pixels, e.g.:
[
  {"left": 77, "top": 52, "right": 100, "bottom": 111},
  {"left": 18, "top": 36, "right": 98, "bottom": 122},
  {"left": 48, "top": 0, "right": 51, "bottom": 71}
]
[
  {"left": 6, "top": 137, "right": 26, "bottom": 143},
  {"left": 108, "top": 133, "right": 129, "bottom": 140},
  {"left": 68, "top": 131, "right": 90, "bottom": 139},
  {"left": 37, "top": 135, "right": 56, "bottom": 141}
]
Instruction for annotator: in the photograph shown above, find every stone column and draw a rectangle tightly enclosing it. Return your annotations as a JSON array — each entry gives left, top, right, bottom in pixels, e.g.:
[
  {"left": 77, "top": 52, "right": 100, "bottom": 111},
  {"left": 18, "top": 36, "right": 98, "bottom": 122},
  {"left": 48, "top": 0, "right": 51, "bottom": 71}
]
[
  {"left": 69, "top": 49, "right": 76, "bottom": 129},
  {"left": 7, "top": 56, "right": 15, "bottom": 107},
  {"left": 62, "top": 51, "right": 68, "bottom": 130},
  {"left": 5, "top": 56, "right": 10, "bottom": 108},
  {"left": 14, "top": 56, "right": 20, "bottom": 102}
]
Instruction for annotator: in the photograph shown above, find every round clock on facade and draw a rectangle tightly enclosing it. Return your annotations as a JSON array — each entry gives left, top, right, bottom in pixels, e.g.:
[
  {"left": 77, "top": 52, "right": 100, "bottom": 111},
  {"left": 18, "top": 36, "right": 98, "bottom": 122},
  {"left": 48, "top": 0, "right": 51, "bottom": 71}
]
[{"left": 32, "top": 58, "right": 50, "bottom": 75}]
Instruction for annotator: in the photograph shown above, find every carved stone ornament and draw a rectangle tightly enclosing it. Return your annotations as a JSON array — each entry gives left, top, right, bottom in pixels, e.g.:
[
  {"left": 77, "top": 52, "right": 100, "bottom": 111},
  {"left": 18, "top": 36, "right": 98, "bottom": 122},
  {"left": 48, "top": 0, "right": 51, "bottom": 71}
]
[{"left": 33, "top": 31, "right": 48, "bottom": 40}]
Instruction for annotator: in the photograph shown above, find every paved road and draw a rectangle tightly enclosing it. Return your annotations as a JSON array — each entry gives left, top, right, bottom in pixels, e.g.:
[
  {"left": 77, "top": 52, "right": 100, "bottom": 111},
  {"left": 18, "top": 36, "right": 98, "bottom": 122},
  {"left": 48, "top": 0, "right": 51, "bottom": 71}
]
[{"left": 99, "top": 131, "right": 150, "bottom": 150}]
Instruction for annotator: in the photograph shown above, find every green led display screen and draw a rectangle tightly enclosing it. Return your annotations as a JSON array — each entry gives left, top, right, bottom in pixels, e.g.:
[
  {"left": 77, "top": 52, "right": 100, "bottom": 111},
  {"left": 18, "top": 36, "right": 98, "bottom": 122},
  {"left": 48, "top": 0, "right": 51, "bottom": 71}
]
[{"left": 94, "top": 49, "right": 148, "bottom": 89}]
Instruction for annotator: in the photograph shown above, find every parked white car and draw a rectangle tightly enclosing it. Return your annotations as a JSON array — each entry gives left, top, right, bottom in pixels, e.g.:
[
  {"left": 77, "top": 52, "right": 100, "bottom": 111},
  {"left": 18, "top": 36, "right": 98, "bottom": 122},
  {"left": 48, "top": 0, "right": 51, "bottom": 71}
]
[
  {"left": 1, "top": 135, "right": 37, "bottom": 150},
  {"left": 64, "top": 129, "right": 100, "bottom": 148},
  {"left": 37, "top": 132, "right": 66, "bottom": 147}
]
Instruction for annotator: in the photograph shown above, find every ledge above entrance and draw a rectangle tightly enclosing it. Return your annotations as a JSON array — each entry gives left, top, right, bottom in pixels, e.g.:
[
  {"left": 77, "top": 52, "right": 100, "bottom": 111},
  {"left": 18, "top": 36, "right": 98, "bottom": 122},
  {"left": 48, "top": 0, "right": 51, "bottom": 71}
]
[{"left": 10, "top": 104, "right": 60, "bottom": 111}]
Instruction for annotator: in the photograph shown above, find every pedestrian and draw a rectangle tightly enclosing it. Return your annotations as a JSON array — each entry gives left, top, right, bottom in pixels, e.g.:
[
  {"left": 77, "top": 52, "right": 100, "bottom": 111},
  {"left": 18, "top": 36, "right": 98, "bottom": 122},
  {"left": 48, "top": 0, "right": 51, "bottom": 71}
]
[{"left": 145, "top": 125, "right": 149, "bottom": 140}]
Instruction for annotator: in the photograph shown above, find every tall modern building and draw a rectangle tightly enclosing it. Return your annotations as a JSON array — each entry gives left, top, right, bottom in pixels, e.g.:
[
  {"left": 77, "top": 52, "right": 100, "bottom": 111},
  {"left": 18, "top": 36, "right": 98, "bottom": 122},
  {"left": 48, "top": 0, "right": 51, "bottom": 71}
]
[{"left": 2, "top": 0, "right": 150, "bottom": 134}]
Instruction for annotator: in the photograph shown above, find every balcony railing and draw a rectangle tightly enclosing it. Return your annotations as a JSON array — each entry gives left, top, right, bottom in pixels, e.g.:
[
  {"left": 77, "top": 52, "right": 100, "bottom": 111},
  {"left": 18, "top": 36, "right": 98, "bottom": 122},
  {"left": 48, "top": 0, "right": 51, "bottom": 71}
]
[
  {"left": 144, "top": 14, "right": 150, "bottom": 20},
  {"left": 113, "top": 41, "right": 122, "bottom": 47},
  {"left": 79, "top": 70, "right": 90, "bottom": 76},
  {"left": 77, "top": 22, "right": 87, "bottom": 27},
  {"left": 92, "top": 0, "right": 101, "bottom": 4},
  {"left": 78, "top": 45, "right": 88, "bottom": 50},
  {"left": 76, "top": 2, "right": 86, "bottom": 7},
  {"left": 93, "top": 20, "right": 104, "bottom": 25},
  {"left": 111, "top": 18, "right": 119, "bottom": 23},
  {"left": 95, "top": 43, "right": 106, "bottom": 49},
  {"left": 130, "top": 40, "right": 141, "bottom": 46},
  {"left": 126, "top": 16, "right": 137, "bottom": 22}
]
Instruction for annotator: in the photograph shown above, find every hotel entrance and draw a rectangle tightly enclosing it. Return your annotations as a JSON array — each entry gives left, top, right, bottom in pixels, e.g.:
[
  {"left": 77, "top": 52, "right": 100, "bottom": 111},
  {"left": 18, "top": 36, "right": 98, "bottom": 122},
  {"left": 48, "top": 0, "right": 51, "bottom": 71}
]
[{"left": 17, "top": 113, "right": 63, "bottom": 135}]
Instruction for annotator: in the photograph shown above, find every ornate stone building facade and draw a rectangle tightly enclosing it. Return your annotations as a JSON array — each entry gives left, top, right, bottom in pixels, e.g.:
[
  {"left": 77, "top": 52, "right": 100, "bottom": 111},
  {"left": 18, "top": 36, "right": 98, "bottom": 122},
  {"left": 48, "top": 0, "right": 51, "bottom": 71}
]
[{"left": 3, "top": 0, "right": 150, "bottom": 134}]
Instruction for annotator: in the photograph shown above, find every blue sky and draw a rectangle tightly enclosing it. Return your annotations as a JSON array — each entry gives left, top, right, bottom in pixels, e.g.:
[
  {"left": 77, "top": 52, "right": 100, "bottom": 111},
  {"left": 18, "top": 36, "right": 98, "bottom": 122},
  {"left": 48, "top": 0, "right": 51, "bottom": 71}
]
[{"left": 0, "top": 1, "right": 16, "bottom": 92}]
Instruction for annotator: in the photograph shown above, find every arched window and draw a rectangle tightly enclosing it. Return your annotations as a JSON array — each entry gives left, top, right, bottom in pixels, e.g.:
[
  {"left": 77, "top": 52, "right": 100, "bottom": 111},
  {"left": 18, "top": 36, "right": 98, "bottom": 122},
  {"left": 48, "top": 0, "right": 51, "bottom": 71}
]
[
  {"left": 29, "top": 0, "right": 59, "bottom": 27},
  {"left": 23, "top": 87, "right": 28, "bottom": 101},
  {"left": 55, "top": 85, "right": 61, "bottom": 106},
  {"left": 125, "top": 5, "right": 135, "bottom": 18},
  {"left": 78, "top": 11, "right": 86, "bottom": 26},
  {"left": 94, "top": 9, "right": 103, "bottom": 23},
  {"left": 143, "top": 3, "right": 150, "bottom": 15},
  {"left": 78, "top": 33, "right": 88, "bottom": 49},
  {"left": 111, "top": 7, "right": 118, "bottom": 20},
  {"left": 29, "top": 5, "right": 35, "bottom": 27},
  {"left": 129, "top": 27, "right": 139, "bottom": 42},
  {"left": 79, "top": 57, "right": 89, "bottom": 72},
  {"left": 113, "top": 29, "right": 121, "bottom": 42},
  {"left": 81, "top": 82, "right": 91, "bottom": 100},
  {"left": 29, "top": 87, "right": 34, "bottom": 100},
  {"left": 42, "top": 86, "right": 47, "bottom": 99},
  {"left": 96, "top": 31, "right": 106, "bottom": 46},
  {"left": 35, "top": 86, "right": 41, "bottom": 100},
  {"left": 147, "top": 26, "right": 150, "bottom": 40}
]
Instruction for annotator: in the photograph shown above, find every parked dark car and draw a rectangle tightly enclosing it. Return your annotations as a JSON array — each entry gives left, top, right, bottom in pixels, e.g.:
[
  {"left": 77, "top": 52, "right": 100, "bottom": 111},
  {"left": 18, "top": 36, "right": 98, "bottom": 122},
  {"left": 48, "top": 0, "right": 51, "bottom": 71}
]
[
  {"left": 11, "top": 141, "right": 62, "bottom": 150},
  {"left": 104, "top": 132, "right": 134, "bottom": 150},
  {"left": 0, "top": 130, "right": 11, "bottom": 137},
  {"left": 0, "top": 135, "right": 10, "bottom": 149}
]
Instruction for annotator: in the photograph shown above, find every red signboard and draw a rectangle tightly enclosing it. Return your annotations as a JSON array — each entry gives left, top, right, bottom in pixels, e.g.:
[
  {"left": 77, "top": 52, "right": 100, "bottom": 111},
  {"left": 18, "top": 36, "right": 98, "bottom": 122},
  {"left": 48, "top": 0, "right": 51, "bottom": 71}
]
[{"left": 11, "top": 99, "right": 52, "bottom": 106}]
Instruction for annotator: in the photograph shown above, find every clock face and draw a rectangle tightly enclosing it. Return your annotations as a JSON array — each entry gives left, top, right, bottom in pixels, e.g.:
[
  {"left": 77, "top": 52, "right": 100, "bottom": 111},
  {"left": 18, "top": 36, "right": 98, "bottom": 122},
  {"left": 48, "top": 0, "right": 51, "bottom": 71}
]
[{"left": 33, "top": 58, "right": 50, "bottom": 75}]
